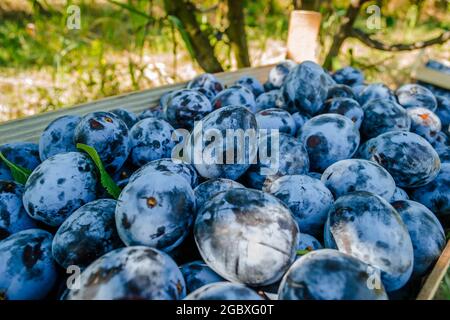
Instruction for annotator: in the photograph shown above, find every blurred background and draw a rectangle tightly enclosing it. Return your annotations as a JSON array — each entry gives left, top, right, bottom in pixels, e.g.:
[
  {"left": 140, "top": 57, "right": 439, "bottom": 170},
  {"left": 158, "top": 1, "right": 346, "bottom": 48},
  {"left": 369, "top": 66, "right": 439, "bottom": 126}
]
[{"left": 0, "top": 0, "right": 448, "bottom": 122}]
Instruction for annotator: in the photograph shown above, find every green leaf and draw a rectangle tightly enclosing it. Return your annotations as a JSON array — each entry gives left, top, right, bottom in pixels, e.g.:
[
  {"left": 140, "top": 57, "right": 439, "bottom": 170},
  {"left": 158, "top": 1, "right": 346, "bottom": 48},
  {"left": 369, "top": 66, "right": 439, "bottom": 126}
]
[
  {"left": 76, "top": 143, "right": 122, "bottom": 199},
  {"left": 107, "top": 0, "right": 153, "bottom": 20},
  {"left": 0, "top": 152, "right": 32, "bottom": 185},
  {"left": 167, "top": 15, "right": 196, "bottom": 60},
  {"left": 296, "top": 249, "right": 311, "bottom": 256}
]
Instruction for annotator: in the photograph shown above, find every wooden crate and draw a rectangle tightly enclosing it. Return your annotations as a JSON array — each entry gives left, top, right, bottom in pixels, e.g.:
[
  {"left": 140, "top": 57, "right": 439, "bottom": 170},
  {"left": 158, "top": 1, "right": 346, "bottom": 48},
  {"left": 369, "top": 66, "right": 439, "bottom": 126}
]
[{"left": 0, "top": 64, "right": 449, "bottom": 300}]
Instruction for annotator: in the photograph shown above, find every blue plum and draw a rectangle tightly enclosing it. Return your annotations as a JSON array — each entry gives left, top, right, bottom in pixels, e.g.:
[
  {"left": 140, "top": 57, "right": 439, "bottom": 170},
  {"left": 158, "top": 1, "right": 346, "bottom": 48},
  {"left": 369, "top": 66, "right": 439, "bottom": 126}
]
[
  {"left": 324, "top": 192, "right": 414, "bottom": 291},
  {"left": 74, "top": 111, "right": 130, "bottom": 173},
  {"left": 186, "top": 105, "right": 257, "bottom": 180},
  {"left": 187, "top": 73, "right": 224, "bottom": 96},
  {"left": 396, "top": 84, "right": 437, "bottom": 111},
  {"left": 392, "top": 200, "right": 445, "bottom": 277},
  {"left": 131, "top": 158, "right": 199, "bottom": 188},
  {"left": 435, "top": 95, "right": 450, "bottom": 129},
  {"left": 265, "top": 175, "right": 333, "bottom": 237},
  {"left": 0, "top": 229, "right": 57, "bottom": 300},
  {"left": 242, "top": 133, "right": 309, "bottom": 189},
  {"left": 66, "top": 246, "right": 186, "bottom": 300},
  {"left": 194, "top": 178, "right": 244, "bottom": 210},
  {"left": 390, "top": 187, "right": 409, "bottom": 202},
  {"left": 194, "top": 188, "right": 299, "bottom": 286},
  {"left": 326, "top": 84, "right": 356, "bottom": 100},
  {"left": 332, "top": 66, "right": 364, "bottom": 87},
  {"left": 236, "top": 76, "right": 265, "bottom": 98},
  {"left": 180, "top": 261, "right": 225, "bottom": 293},
  {"left": 291, "top": 112, "right": 309, "bottom": 132},
  {"left": 409, "top": 162, "right": 450, "bottom": 219},
  {"left": 360, "top": 99, "right": 410, "bottom": 140},
  {"left": 255, "top": 90, "right": 282, "bottom": 112},
  {"left": 431, "top": 131, "right": 450, "bottom": 163},
  {"left": 0, "top": 181, "right": 37, "bottom": 240},
  {"left": 278, "top": 249, "right": 388, "bottom": 300},
  {"left": 52, "top": 199, "right": 123, "bottom": 269},
  {"left": 23, "top": 152, "right": 98, "bottom": 227},
  {"left": 298, "top": 114, "right": 360, "bottom": 172},
  {"left": 0, "top": 142, "right": 41, "bottom": 181},
  {"left": 115, "top": 170, "right": 195, "bottom": 252},
  {"left": 282, "top": 61, "right": 333, "bottom": 116},
  {"left": 357, "top": 131, "right": 441, "bottom": 188},
  {"left": 129, "top": 118, "right": 176, "bottom": 167},
  {"left": 163, "top": 89, "right": 212, "bottom": 130},
  {"left": 267, "top": 60, "right": 297, "bottom": 89},
  {"left": 323, "top": 97, "right": 364, "bottom": 128},
  {"left": 211, "top": 85, "right": 256, "bottom": 112},
  {"left": 321, "top": 159, "right": 396, "bottom": 200},
  {"left": 255, "top": 108, "right": 296, "bottom": 135},
  {"left": 185, "top": 282, "right": 262, "bottom": 300},
  {"left": 110, "top": 108, "right": 139, "bottom": 129},
  {"left": 407, "top": 107, "right": 442, "bottom": 142},
  {"left": 39, "top": 115, "right": 81, "bottom": 161},
  {"left": 296, "top": 233, "right": 323, "bottom": 254},
  {"left": 358, "top": 83, "right": 396, "bottom": 106},
  {"left": 139, "top": 106, "right": 164, "bottom": 120}
]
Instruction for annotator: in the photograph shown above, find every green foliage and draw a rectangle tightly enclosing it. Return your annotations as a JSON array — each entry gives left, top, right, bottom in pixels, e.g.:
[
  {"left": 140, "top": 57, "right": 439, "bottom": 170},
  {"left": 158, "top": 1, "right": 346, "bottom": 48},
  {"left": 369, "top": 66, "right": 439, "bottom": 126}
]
[
  {"left": 0, "top": 152, "right": 32, "bottom": 185},
  {"left": 76, "top": 143, "right": 121, "bottom": 199}
]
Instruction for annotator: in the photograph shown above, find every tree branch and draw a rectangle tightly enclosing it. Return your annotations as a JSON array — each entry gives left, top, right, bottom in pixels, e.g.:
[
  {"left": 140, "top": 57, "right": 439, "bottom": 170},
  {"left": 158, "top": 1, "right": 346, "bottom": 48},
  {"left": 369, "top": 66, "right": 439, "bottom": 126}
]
[{"left": 351, "top": 28, "right": 450, "bottom": 51}]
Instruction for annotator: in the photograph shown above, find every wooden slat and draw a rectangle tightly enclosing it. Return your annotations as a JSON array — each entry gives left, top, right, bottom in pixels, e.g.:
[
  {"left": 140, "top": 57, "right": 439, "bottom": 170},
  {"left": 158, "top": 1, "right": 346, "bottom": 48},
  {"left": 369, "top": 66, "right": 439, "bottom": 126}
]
[
  {"left": 412, "top": 65, "right": 450, "bottom": 90},
  {"left": 0, "top": 64, "right": 274, "bottom": 144},
  {"left": 417, "top": 240, "right": 450, "bottom": 300}
]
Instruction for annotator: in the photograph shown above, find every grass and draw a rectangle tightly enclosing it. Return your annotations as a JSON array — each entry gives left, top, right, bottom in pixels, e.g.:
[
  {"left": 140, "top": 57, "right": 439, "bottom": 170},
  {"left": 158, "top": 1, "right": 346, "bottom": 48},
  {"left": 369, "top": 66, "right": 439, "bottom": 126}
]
[{"left": 0, "top": 0, "right": 449, "bottom": 123}]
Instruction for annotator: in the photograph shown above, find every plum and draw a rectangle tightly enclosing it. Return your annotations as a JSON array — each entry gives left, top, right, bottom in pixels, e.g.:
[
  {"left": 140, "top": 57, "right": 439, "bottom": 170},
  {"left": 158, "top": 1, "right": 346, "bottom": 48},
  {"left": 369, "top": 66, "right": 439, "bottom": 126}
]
[
  {"left": 0, "top": 181, "right": 37, "bottom": 240},
  {"left": 52, "top": 199, "right": 123, "bottom": 270},
  {"left": 66, "top": 246, "right": 186, "bottom": 300},
  {"left": 23, "top": 152, "right": 98, "bottom": 227},
  {"left": 111, "top": 160, "right": 137, "bottom": 189},
  {"left": 236, "top": 76, "right": 265, "bottom": 98},
  {"left": 115, "top": 170, "right": 195, "bottom": 252},
  {"left": 298, "top": 114, "right": 360, "bottom": 172},
  {"left": 360, "top": 99, "right": 411, "bottom": 140},
  {"left": 163, "top": 89, "right": 212, "bottom": 130},
  {"left": 194, "top": 188, "right": 299, "bottom": 286},
  {"left": 409, "top": 162, "right": 450, "bottom": 219},
  {"left": 392, "top": 200, "right": 445, "bottom": 277},
  {"left": 211, "top": 85, "right": 256, "bottom": 112},
  {"left": 324, "top": 192, "right": 414, "bottom": 291},
  {"left": 431, "top": 131, "right": 450, "bottom": 163},
  {"left": 139, "top": 106, "right": 164, "bottom": 120},
  {"left": 0, "top": 229, "right": 57, "bottom": 300},
  {"left": 110, "top": 108, "right": 139, "bottom": 129},
  {"left": 267, "top": 60, "right": 297, "bottom": 89},
  {"left": 255, "top": 108, "right": 296, "bottom": 135},
  {"left": 180, "top": 261, "right": 225, "bottom": 293},
  {"left": 187, "top": 73, "right": 224, "bottom": 96},
  {"left": 326, "top": 84, "right": 356, "bottom": 100},
  {"left": 39, "top": 115, "right": 81, "bottom": 161},
  {"left": 194, "top": 178, "right": 244, "bottom": 210},
  {"left": 435, "top": 95, "right": 450, "bottom": 129},
  {"left": 323, "top": 98, "right": 364, "bottom": 128},
  {"left": 291, "top": 112, "right": 309, "bottom": 132},
  {"left": 358, "top": 83, "right": 396, "bottom": 106},
  {"left": 278, "top": 249, "right": 388, "bottom": 300},
  {"left": 129, "top": 118, "right": 176, "bottom": 167},
  {"left": 407, "top": 107, "right": 441, "bottom": 142},
  {"left": 321, "top": 159, "right": 396, "bottom": 200},
  {"left": 282, "top": 61, "right": 333, "bottom": 116},
  {"left": 0, "top": 142, "right": 41, "bottom": 181},
  {"left": 296, "top": 233, "right": 323, "bottom": 254},
  {"left": 255, "top": 90, "right": 282, "bottom": 112},
  {"left": 265, "top": 174, "right": 333, "bottom": 237},
  {"left": 390, "top": 187, "right": 409, "bottom": 203},
  {"left": 396, "top": 84, "right": 437, "bottom": 111},
  {"left": 332, "top": 66, "right": 364, "bottom": 87},
  {"left": 357, "top": 131, "right": 441, "bottom": 188},
  {"left": 74, "top": 111, "right": 130, "bottom": 173},
  {"left": 242, "top": 133, "right": 309, "bottom": 189},
  {"left": 130, "top": 158, "right": 199, "bottom": 188},
  {"left": 186, "top": 105, "right": 257, "bottom": 180},
  {"left": 194, "top": 87, "right": 215, "bottom": 102},
  {"left": 185, "top": 282, "right": 262, "bottom": 300}
]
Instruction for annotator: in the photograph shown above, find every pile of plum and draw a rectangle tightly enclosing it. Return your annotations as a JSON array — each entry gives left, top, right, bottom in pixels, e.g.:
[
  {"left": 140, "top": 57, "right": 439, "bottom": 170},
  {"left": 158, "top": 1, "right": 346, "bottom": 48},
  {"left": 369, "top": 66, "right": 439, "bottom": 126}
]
[{"left": 0, "top": 59, "right": 449, "bottom": 300}]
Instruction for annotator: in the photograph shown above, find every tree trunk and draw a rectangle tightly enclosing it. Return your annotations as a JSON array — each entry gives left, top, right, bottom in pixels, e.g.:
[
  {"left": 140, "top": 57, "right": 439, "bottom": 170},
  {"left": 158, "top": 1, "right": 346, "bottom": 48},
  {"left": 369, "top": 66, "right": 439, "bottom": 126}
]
[
  {"left": 226, "top": 0, "right": 251, "bottom": 68},
  {"left": 323, "top": 0, "right": 369, "bottom": 70},
  {"left": 163, "top": 0, "right": 223, "bottom": 73},
  {"left": 293, "top": 0, "right": 320, "bottom": 11}
]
